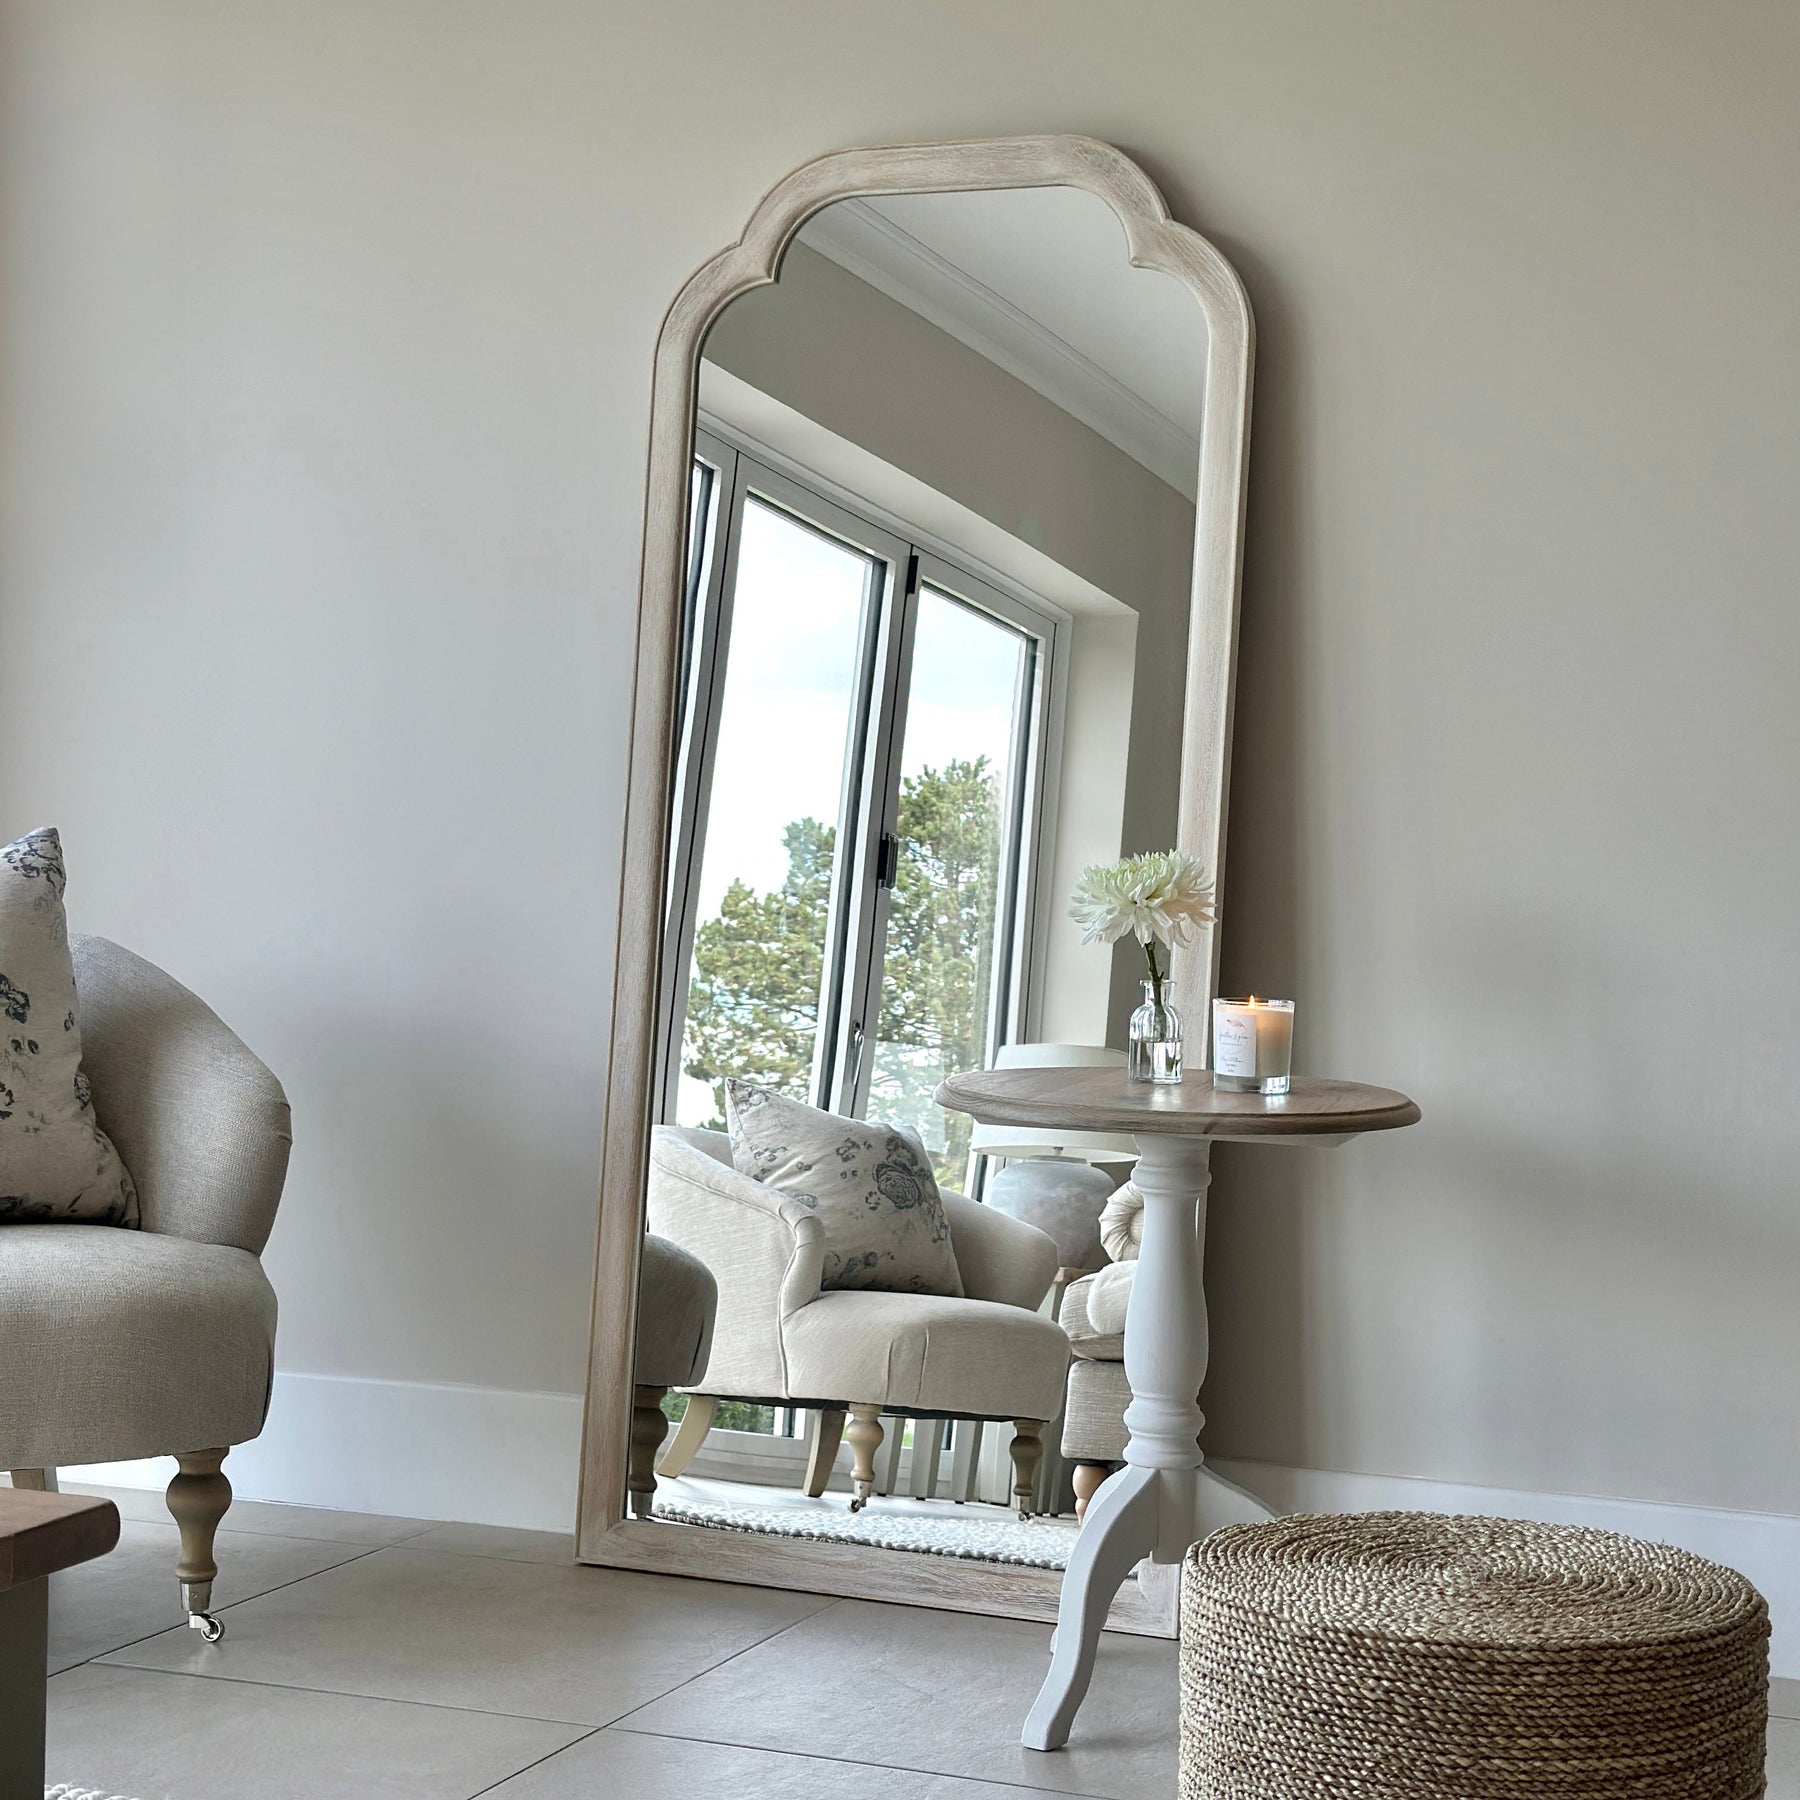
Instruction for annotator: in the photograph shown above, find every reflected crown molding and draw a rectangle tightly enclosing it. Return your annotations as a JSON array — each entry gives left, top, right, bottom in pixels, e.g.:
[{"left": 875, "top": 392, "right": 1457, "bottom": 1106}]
[{"left": 801, "top": 199, "right": 1203, "bottom": 497}]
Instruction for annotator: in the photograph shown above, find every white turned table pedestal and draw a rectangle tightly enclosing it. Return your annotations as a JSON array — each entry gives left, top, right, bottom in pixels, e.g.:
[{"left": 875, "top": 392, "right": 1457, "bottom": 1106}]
[{"left": 934, "top": 1066, "right": 1420, "bottom": 1753}]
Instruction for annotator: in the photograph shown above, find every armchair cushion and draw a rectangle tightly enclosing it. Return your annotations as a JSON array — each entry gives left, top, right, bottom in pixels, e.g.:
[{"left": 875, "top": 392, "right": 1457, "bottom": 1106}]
[
  {"left": 0, "top": 1225, "right": 276, "bottom": 1468},
  {"left": 783, "top": 1288, "right": 1070, "bottom": 1420},
  {"left": 0, "top": 829, "right": 138, "bottom": 1226},
  {"left": 725, "top": 1080, "right": 962, "bottom": 1298}
]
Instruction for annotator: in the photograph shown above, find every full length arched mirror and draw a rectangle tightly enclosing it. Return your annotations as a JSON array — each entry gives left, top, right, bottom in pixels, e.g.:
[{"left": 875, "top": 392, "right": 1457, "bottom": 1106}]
[{"left": 578, "top": 138, "right": 1253, "bottom": 1635}]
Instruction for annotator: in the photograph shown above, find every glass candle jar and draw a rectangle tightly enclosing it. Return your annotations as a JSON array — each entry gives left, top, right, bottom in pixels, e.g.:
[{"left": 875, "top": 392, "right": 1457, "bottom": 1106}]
[
  {"left": 1128, "top": 980, "right": 1183, "bottom": 1085},
  {"left": 1211, "top": 997, "right": 1294, "bottom": 1095}
]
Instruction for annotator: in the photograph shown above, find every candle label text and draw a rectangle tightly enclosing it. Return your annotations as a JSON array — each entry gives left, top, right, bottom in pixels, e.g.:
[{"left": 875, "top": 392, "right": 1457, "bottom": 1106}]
[{"left": 1214, "top": 1011, "right": 1258, "bottom": 1078}]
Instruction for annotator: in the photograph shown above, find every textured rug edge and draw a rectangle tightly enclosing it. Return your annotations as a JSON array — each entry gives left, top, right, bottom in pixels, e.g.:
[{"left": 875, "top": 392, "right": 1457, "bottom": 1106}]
[{"left": 651, "top": 1495, "right": 1076, "bottom": 1570}]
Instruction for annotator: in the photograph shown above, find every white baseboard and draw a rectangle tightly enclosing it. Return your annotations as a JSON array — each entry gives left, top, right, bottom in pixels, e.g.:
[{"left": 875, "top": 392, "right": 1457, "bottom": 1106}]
[
  {"left": 65, "top": 1370, "right": 585, "bottom": 1534},
  {"left": 60, "top": 1373, "right": 1800, "bottom": 1676}
]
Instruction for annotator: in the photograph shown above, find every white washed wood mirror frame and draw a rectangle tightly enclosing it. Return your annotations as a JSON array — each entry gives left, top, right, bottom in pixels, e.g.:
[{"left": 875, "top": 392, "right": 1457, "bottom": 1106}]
[{"left": 577, "top": 134, "right": 1255, "bottom": 1630}]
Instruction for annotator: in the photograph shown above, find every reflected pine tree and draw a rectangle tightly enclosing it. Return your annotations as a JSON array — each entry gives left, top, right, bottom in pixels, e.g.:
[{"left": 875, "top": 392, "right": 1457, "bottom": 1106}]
[{"left": 684, "top": 759, "right": 1000, "bottom": 1185}]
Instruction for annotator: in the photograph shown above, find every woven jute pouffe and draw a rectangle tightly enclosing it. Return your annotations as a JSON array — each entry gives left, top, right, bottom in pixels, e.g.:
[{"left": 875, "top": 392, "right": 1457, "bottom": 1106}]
[{"left": 1180, "top": 1512, "right": 1769, "bottom": 1800}]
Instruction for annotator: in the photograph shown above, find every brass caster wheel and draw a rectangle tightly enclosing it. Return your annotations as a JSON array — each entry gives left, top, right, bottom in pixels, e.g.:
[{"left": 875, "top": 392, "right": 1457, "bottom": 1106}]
[{"left": 188, "top": 1611, "right": 225, "bottom": 1643}]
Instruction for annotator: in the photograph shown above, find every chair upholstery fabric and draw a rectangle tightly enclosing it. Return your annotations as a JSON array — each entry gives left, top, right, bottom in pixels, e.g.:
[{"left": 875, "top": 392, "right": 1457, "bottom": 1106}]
[
  {"left": 1059, "top": 1263, "right": 1131, "bottom": 1464},
  {"left": 783, "top": 1289, "right": 1069, "bottom": 1419},
  {"left": 0, "top": 1226, "right": 276, "bottom": 1468},
  {"left": 1062, "top": 1355, "right": 1132, "bottom": 1463},
  {"left": 648, "top": 1123, "right": 1068, "bottom": 1422},
  {"left": 0, "top": 937, "right": 289, "bottom": 1472},
  {"left": 1058, "top": 1271, "right": 1125, "bottom": 1362},
  {"left": 71, "top": 936, "right": 291, "bottom": 1255},
  {"left": 636, "top": 1233, "right": 717, "bottom": 1390}
]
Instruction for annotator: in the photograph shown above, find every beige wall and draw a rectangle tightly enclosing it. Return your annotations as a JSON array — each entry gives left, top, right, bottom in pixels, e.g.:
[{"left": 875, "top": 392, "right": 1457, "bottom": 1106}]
[{"left": 2, "top": 2, "right": 1796, "bottom": 1527}]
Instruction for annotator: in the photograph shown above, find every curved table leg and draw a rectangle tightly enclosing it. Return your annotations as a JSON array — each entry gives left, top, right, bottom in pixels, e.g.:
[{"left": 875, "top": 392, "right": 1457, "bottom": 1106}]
[
  {"left": 1021, "top": 1463, "right": 1158, "bottom": 1751},
  {"left": 1023, "top": 1133, "right": 1274, "bottom": 1752}
]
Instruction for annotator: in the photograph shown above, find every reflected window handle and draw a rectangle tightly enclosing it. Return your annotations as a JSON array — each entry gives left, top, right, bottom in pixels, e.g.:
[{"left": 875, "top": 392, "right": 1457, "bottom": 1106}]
[{"left": 876, "top": 831, "right": 900, "bottom": 891}]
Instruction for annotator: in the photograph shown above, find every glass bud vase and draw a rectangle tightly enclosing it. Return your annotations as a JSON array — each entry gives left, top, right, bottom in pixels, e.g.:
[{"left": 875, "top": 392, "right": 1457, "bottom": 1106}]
[{"left": 1128, "top": 979, "right": 1183, "bottom": 1085}]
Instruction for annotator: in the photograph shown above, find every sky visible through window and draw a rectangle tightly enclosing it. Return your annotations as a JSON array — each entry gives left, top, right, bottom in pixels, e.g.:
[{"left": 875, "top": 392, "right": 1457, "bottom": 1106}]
[
  {"left": 697, "top": 503, "right": 1021, "bottom": 919},
  {"left": 678, "top": 496, "right": 1025, "bottom": 1126}
]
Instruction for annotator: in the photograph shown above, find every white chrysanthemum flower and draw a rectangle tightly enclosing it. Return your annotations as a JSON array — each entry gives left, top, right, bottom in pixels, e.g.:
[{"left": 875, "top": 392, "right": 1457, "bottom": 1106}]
[{"left": 1069, "top": 851, "right": 1215, "bottom": 950}]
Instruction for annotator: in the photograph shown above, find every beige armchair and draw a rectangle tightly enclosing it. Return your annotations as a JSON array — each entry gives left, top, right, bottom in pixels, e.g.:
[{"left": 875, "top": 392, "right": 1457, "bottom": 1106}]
[
  {"left": 646, "top": 1124, "right": 1070, "bottom": 1517},
  {"left": 0, "top": 936, "right": 291, "bottom": 1641}
]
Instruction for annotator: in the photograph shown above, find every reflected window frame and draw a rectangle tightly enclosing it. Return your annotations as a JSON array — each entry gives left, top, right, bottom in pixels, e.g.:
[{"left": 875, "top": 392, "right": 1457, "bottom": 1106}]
[{"left": 656, "top": 419, "right": 1071, "bottom": 1184}]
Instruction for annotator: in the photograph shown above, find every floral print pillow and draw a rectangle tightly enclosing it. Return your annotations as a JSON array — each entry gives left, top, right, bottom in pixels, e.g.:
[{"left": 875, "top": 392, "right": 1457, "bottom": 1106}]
[
  {"left": 724, "top": 1079, "right": 963, "bottom": 1297},
  {"left": 0, "top": 828, "right": 138, "bottom": 1225}
]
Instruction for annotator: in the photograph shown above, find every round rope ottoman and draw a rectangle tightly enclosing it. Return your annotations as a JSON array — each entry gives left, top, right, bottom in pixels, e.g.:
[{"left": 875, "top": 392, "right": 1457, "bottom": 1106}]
[{"left": 1180, "top": 1512, "right": 1769, "bottom": 1799}]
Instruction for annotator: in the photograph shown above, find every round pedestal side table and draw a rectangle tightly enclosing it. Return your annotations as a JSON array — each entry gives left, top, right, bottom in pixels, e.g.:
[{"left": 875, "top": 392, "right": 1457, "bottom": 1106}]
[{"left": 935, "top": 1066, "right": 1421, "bottom": 1753}]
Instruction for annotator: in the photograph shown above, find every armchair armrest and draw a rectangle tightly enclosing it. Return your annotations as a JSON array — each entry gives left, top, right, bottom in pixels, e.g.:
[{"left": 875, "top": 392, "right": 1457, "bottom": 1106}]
[
  {"left": 940, "top": 1190, "right": 1057, "bottom": 1311},
  {"left": 646, "top": 1127, "right": 825, "bottom": 1398},
  {"left": 70, "top": 936, "right": 291, "bottom": 1255}
]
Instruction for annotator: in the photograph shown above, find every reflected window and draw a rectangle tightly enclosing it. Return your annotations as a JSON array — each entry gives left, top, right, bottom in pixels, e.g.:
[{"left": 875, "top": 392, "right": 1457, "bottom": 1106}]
[
  {"left": 660, "top": 431, "right": 1062, "bottom": 1205},
  {"left": 867, "top": 588, "right": 1034, "bottom": 1188}
]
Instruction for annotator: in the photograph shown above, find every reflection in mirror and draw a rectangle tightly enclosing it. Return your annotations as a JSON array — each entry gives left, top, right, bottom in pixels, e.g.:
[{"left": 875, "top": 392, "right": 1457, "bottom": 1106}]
[{"left": 631, "top": 182, "right": 1208, "bottom": 1578}]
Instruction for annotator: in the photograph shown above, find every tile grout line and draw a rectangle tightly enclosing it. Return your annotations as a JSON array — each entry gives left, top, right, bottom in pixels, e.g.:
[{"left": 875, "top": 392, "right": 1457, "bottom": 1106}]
[
  {"left": 69, "top": 1659, "right": 613, "bottom": 1730},
  {"left": 462, "top": 1726, "right": 606, "bottom": 1799},
  {"left": 607, "top": 1722, "right": 1125, "bottom": 1798},
  {"left": 65, "top": 1542, "right": 392, "bottom": 1671},
  {"left": 603, "top": 1594, "right": 850, "bottom": 1734}
]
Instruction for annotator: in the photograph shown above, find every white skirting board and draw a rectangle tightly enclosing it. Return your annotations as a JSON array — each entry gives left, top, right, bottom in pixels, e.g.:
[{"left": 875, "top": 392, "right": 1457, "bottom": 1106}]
[
  {"left": 65, "top": 1371, "right": 587, "bottom": 1535},
  {"left": 62, "top": 1372, "right": 1800, "bottom": 1677}
]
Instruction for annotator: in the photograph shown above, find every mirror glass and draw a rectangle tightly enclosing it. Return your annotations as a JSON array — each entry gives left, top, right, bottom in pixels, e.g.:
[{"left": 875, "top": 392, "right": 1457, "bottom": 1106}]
[{"left": 630, "top": 182, "right": 1207, "bottom": 1575}]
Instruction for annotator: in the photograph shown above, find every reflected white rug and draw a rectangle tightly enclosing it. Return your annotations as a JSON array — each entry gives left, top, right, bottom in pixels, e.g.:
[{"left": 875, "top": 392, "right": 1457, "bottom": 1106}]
[
  {"left": 47, "top": 1788, "right": 141, "bottom": 1799},
  {"left": 651, "top": 1491, "right": 1079, "bottom": 1569}
]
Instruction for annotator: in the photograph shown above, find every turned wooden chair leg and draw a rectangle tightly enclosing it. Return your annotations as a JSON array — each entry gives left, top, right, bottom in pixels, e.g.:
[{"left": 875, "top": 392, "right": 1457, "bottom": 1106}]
[
  {"left": 1009, "top": 1420, "right": 1045, "bottom": 1520},
  {"left": 654, "top": 1392, "right": 717, "bottom": 1480},
  {"left": 166, "top": 1448, "right": 231, "bottom": 1641},
  {"left": 845, "top": 1404, "right": 884, "bottom": 1513},
  {"left": 7, "top": 1470, "right": 54, "bottom": 1492},
  {"left": 804, "top": 1407, "right": 846, "bottom": 1498},
  {"left": 1072, "top": 1460, "right": 1112, "bottom": 1522},
  {"left": 628, "top": 1384, "right": 671, "bottom": 1520}
]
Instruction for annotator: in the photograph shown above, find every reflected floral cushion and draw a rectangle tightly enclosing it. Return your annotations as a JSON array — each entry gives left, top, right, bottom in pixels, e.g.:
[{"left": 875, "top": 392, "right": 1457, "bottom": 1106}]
[
  {"left": 0, "top": 827, "right": 138, "bottom": 1224},
  {"left": 724, "top": 1078, "right": 963, "bottom": 1297}
]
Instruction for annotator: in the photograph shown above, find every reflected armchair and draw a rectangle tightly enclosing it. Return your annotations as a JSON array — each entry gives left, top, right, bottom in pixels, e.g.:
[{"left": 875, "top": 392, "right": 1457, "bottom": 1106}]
[{"left": 646, "top": 1124, "right": 1070, "bottom": 1516}]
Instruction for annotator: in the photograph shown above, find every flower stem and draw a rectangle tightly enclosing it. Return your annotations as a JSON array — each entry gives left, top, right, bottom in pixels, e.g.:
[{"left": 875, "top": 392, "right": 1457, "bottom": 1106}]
[{"left": 1143, "top": 939, "right": 1165, "bottom": 1013}]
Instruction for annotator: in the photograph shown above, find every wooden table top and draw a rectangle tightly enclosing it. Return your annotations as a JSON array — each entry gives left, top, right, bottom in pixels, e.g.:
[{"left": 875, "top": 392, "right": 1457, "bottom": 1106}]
[
  {"left": 935, "top": 1067, "right": 1420, "bottom": 1141},
  {"left": 0, "top": 1489, "right": 120, "bottom": 1590}
]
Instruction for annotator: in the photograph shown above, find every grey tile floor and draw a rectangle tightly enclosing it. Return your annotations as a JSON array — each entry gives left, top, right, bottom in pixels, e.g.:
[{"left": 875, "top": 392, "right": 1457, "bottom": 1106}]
[{"left": 40, "top": 1485, "right": 1800, "bottom": 1799}]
